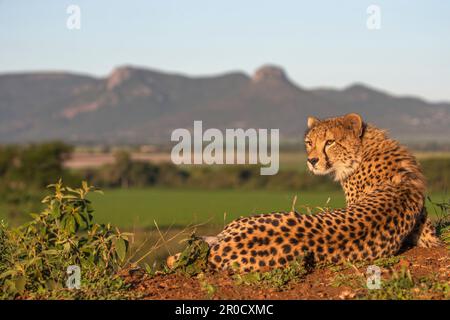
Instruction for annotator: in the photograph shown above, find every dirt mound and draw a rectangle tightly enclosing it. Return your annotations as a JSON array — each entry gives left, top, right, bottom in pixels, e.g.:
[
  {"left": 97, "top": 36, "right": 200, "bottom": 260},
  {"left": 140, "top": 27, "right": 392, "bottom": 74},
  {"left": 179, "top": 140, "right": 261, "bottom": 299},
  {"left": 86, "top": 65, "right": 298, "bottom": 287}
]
[{"left": 122, "top": 246, "right": 449, "bottom": 300}]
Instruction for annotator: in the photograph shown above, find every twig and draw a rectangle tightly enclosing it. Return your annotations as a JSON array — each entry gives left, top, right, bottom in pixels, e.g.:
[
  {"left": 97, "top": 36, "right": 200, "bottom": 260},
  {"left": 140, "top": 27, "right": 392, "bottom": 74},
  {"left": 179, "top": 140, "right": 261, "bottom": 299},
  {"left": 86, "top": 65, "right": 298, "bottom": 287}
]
[
  {"left": 133, "top": 219, "right": 212, "bottom": 265},
  {"left": 154, "top": 219, "right": 172, "bottom": 256},
  {"left": 291, "top": 195, "right": 298, "bottom": 212}
]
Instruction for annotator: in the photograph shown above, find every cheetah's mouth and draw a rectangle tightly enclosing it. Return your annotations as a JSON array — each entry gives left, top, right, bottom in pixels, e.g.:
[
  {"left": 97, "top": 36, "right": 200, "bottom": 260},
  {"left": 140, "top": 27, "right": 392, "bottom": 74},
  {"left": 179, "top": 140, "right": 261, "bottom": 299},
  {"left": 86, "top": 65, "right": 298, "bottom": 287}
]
[
  {"left": 311, "top": 167, "right": 334, "bottom": 175},
  {"left": 308, "top": 161, "right": 334, "bottom": 176}
]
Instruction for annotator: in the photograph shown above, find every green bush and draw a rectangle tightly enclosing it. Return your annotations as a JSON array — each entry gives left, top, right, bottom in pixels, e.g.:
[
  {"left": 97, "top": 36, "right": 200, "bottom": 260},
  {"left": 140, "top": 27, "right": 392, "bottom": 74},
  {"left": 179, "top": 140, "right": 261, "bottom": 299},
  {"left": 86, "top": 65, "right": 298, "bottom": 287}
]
[{"left": 0, "top": 180, "right": 133, "bottom": 299}]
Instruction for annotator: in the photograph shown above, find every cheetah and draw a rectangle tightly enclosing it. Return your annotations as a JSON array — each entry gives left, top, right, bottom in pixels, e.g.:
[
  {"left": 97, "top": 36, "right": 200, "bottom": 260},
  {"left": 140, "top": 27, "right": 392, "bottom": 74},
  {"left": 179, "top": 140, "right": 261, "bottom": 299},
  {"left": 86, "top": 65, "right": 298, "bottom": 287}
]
[{"left": 167, "top": 113, "right": 441, "bottom": 272}]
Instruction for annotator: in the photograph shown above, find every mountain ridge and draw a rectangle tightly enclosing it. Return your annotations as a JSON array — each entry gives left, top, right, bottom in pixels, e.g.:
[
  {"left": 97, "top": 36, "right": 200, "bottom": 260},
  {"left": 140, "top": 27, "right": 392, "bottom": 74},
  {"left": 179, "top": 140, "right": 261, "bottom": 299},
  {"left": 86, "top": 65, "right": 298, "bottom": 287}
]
[{"left": 0, "top": 64, "right": 449, "bottom": 144}]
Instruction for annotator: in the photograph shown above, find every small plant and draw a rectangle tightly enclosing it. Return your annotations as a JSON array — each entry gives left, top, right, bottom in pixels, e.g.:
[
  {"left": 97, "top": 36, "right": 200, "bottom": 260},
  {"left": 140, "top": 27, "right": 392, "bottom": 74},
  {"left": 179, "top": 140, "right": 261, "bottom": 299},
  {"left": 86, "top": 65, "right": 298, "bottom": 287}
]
[
  {"left": 373, "top": 256, "right": 402, "bottom": 268},
  {"left": 331, "top": 273, "right": 364, "bottom": 288},
  {"left": 364, "top": 267, "right": 415, "bottom": 300},
  {"left": 197, "top": 273, "right": 217, "bottom": 299},
  {"left": 233, "top": 257, "right": 309, "bottom": 289},
  {"left": 417, "top": 275, "right": 450, "bottom": 299},
  {"left": 326, "top": 264, "right": 343, "bottom": 272},
  {"left": 427, "top": 195, "right": 450, "bottom": 247},
  {"left": 170, "top": 234, "right": 210, "bottom": 276},
  {"left": 0, "top": 180, "right": 134, "bottom": 299}
]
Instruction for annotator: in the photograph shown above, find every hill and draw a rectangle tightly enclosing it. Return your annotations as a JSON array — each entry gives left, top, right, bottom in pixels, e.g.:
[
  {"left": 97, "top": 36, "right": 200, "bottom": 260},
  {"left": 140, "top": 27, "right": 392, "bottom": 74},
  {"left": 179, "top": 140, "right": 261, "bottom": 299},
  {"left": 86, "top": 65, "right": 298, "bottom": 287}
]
[{"left": 1, "top": 65, "right": 449, "bottom": 144}]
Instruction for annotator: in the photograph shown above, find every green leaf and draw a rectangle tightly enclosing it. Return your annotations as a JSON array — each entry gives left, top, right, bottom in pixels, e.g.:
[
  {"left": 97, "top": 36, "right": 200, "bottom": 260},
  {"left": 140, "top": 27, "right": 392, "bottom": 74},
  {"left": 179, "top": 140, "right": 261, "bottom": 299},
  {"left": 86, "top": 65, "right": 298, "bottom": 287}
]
[
  {"left": 63, "top": 215, "right": 76, "bottom": 234},
  {"left": 115, "top": 238, "right": 127, "bottom": 262},
  {"left": 51, "top": 205, "right": 60, "bottom": 218},
  {"left": 62, "top": 195, "right": 78, "bottom": 199},
  {"left": 73, "top": 211, "right": 83, "bottom": 227},
  {"left": 15, "top": 276, "right": 27, "bottom": 293},
  {"left": 0, "top": 269, "right": 17, "bottom": 279},
  {"left": 63, "top": 242, "right": 71, "bottom": 252},
  {"left": 29, "top": 213, "right": 40, "bottom": 219},
  {"left": 121, "top": 232, "right": 134, "bottom": 237},
  {"left": 42, "top": 249, "right": 59, "bottom": 255},
  {"left": 144, "top": 263, "right": 153, "bottom": 274},
  {"left": 24, "top": 257, "right": 42, "bottom": 267}
]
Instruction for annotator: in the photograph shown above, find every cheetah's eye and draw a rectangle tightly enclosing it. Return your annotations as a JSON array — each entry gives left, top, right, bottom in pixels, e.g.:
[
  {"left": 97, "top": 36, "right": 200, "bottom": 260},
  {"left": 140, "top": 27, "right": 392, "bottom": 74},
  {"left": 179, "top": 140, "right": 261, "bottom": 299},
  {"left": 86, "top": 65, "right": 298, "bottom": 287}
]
[
  {"left": 325, "top": 140, "right": 335, "bottom": 146},
  {"left": 305, "top": 140, "right": 312, "bottom": 147}
]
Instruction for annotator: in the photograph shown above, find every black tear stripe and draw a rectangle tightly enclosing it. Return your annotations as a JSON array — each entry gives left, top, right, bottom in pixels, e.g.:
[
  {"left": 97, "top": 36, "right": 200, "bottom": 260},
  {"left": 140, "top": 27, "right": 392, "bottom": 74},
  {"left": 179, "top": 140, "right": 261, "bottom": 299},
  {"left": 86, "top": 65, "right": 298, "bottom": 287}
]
[{"left": 323, "top": 148, "right": 332, "bottom": 169}]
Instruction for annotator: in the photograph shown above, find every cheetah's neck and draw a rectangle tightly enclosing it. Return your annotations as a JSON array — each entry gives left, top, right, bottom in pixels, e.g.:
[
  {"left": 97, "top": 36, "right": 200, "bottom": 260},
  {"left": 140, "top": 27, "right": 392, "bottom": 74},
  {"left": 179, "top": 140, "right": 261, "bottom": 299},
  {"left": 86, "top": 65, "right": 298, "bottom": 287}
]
[{"left": 340, "top": 125, "right": 426, "bottom": 207}]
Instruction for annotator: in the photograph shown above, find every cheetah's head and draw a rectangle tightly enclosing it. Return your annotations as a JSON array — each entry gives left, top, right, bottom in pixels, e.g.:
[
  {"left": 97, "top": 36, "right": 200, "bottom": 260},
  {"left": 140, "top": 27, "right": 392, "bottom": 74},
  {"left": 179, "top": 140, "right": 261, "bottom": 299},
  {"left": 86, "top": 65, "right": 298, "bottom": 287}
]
[{"left": 304, "top": 113, "right": 365, "bottom": 181}]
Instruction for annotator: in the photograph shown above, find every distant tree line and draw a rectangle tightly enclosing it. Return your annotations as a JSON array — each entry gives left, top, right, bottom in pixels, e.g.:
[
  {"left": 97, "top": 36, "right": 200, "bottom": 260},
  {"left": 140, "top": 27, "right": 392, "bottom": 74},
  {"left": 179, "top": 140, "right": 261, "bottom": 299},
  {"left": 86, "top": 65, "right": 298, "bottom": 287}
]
[
  {"left": 0, "top": 142, "right": 448, "bottom": 220},
  {"left": 0, "top": 142, "right": 80, "bottom": 219},
  {"left": 81, "top": 150, "right": 338, "bottom": 191},
  {"left": 82, "top": 151, "right": 449, "bottom": 193}
]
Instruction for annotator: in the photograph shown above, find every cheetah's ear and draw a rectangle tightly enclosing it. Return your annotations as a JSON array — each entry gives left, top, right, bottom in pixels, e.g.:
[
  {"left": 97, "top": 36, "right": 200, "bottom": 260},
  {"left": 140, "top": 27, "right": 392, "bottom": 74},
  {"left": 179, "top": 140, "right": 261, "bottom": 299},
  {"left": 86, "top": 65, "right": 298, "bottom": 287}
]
[
  {"left": 307, "top": 116, "right": 320, "bottom": 129},
  {"left": 343, "top": 113, "right": 363, "bottom": 137}
]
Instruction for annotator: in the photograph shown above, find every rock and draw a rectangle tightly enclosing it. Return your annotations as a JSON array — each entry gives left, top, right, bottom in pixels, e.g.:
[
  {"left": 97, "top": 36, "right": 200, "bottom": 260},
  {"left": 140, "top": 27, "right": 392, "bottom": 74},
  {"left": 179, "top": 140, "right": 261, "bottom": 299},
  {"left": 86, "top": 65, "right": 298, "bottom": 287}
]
[{"left": 252, "top": 65, "right": 289, "bottom": 83}]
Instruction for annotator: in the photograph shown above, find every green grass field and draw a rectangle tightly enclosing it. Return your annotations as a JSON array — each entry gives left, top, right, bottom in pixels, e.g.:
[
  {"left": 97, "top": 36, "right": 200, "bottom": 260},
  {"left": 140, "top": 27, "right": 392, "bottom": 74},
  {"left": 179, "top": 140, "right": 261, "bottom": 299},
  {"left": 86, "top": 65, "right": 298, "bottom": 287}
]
[
  {"left": 0, "top": 188, "right": 446, "bottom": 229},
  {"left": 84, "top": 188, "right": 448, "bottom": 228},
  {"left": 87, "top": 188, "right": 343, "bottom": 228}
]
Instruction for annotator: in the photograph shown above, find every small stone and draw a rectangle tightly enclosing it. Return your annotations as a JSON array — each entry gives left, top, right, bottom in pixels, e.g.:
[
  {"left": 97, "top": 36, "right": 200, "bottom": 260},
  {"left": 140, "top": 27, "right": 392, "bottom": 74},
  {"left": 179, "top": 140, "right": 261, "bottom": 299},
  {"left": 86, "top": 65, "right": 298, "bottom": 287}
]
[{"left": 339, "top": 290, "right": 356, "bottom": 300}]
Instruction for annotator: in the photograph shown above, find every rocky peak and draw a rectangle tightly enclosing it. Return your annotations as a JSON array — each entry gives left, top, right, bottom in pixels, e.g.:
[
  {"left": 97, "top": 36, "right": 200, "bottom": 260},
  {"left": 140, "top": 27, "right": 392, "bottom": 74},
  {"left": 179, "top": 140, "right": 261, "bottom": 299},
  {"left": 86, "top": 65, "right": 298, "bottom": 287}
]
[
  {"left": 252, "top": 64, "right": 289, "bottom": 83},
  {"left": 106, "top": 66, "right": 136, "bottom": 90}
]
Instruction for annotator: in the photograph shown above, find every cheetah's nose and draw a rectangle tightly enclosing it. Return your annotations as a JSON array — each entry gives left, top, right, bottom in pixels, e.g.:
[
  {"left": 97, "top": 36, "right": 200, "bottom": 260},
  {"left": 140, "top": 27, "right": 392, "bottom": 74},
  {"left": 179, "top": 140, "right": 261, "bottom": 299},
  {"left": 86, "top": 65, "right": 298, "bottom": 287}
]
[{"left": 308, "top": 158, "right": 319, "bottom": 166}]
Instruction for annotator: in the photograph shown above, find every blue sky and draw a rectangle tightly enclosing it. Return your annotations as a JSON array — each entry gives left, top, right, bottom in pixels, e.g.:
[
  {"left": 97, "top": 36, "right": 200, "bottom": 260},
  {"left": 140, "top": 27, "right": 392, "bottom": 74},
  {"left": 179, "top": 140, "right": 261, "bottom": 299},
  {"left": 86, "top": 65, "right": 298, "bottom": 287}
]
[{"left": 0, "top": 0, "right": 449, "bottom": 101}]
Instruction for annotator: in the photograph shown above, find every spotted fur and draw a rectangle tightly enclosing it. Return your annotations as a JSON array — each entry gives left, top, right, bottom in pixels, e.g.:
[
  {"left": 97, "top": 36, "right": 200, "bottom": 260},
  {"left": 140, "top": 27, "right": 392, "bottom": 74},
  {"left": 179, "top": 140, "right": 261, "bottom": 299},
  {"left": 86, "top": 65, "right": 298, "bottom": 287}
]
[{"left": 168, "top": 113, "right": 441, "bottom": 272}]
